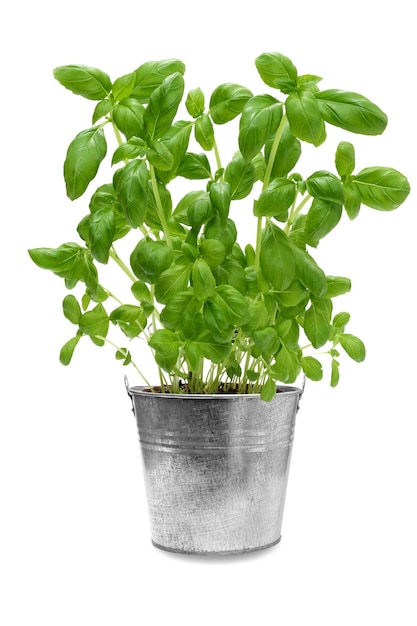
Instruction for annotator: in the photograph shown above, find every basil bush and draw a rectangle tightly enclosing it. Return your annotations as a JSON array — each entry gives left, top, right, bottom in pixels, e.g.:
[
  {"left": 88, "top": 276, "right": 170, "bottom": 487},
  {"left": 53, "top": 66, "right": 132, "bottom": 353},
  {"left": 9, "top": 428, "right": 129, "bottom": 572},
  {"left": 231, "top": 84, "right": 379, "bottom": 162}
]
[{"left": 29, "top": 53, "right": 410, "bottom": 400}]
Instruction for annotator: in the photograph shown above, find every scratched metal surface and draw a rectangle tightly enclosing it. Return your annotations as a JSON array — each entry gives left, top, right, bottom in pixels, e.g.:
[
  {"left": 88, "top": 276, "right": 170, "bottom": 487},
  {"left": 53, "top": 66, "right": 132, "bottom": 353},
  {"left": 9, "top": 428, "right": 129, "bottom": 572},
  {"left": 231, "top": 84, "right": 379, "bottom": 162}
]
[{"left": 128, "top": 387, "right": 302, "bottom": 555}]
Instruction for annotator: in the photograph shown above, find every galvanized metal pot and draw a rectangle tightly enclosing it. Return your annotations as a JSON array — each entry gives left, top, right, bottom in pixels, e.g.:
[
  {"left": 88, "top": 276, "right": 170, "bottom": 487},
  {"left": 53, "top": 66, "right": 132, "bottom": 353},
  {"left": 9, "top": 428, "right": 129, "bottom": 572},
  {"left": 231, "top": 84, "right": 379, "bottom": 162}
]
[{"left": 126, "top": 382, "right": 303, "bottom": 555}]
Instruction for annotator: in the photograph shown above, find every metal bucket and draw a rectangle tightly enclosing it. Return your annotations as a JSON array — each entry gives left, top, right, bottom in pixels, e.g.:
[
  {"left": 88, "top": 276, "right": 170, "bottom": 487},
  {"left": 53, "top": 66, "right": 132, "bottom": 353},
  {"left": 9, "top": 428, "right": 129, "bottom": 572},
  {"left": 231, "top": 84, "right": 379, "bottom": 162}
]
[{"left": 126, "top": 381, "right": 303, "bottom": 555}]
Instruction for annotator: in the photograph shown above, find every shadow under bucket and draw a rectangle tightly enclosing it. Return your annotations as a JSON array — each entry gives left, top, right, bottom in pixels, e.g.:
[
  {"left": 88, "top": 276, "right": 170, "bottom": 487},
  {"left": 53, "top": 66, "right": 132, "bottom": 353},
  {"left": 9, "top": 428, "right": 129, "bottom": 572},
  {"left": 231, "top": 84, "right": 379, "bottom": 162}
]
[{"left": 126, "top": 382, "right": 303, "bottom": 555}]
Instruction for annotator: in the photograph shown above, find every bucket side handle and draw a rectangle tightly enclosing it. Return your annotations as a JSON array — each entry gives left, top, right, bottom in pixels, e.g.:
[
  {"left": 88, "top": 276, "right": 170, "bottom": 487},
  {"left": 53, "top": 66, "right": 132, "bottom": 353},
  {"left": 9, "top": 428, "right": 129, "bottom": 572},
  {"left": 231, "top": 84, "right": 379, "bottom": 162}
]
[
  {"left": 124, "top": 375, "right": 135, "bottom": 413},
  {"left": 297, "top": 374, "right": 306, "bottom": 413}
]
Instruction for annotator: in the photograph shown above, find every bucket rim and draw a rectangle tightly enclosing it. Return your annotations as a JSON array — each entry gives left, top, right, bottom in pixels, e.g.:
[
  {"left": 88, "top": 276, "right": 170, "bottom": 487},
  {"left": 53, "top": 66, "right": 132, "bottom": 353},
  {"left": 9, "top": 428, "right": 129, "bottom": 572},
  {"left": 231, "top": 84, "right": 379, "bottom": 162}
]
[{"left": 126, "top": 382, "right": 303, "bottom": 400}]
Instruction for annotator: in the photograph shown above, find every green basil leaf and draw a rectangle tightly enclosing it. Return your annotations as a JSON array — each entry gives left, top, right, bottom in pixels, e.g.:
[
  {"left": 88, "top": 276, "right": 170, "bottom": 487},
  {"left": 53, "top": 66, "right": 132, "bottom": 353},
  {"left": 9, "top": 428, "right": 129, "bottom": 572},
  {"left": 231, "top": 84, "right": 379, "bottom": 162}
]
[
  {"left": 131, "top": 280, "right": 152, "bottom": 303},
  {"left": 185, "top": 87, "right": 205, "bottom": 117},
  {"left": 149, "top": 328, "right": 181, "bottom": 353},
  {"left": 187, "top": 192, "right": 214, "bottom": 229},
  {"left": 177, "top": 152, "right": 212, "bottom": 179},
  {"left": 146, "top": 140, "right": 174, "bottom": 171},
  {"left": 204, "top": 217, "right": 237, "bottom": 256},
  {"left": 274, "top": 280, "right": 307, "bottom": 309},
  {"left": 304, "top": 198, "right": 342, "bottom": 247},
  {"left": 89, "top": 183, "right": 118, "bottom": 212},
  {"left": 301, "top": 356, "right": 323, "bottom": 381},
  {"left": 209, "top": 83, "right": 253, "bottom": 124},
  {"left": 148, "top": 329, "right": 181, "bottom": 372},
  {"left": 184, "top": 340, "right": 202, "bottom": 372},
  {"left": 293, "top": 246, "right": 327, "bottom": 297},
  {"left": 245, "top": 369, "right": 259, "bottom": 382},
  {"left": 28, "top": 243, "right": 86, "bottom": 281},
  {"left": 279, "top": 318, "right": 300, "bottom": 348},
  {"left": 333, "top": 311, "right": 350, "bottom": 329},
  {"left": 115, "top": 348, "right": 132, "bottom": 366},
  {"left": 64, "top": 127, "right": 107, "bottom": 200},
  {"left": 79, "top": 303, "right": 109, "bottom": 346},
  {"left": 226, "top": 357, "right": 243, "bottom": 379},
  {"left": 130, "top": 237, "right": 173, "bottom": 282},
  {"left": 254, "top": 177, "right": 296, "bottom": 220},
  {"left": 81, "top": 293, "right": 90, "bottom": 311},
  {"left": 131, "top": 59, "right": 185, "bottom": 103},
  {"left": 192, "top": 258, "right": 216, "bottom": 301},
  {"left": 253, "top": 327, "right": 280, "bottom": 357},
  {"left": 83, "top": 258, "right": 100, "bottom": 299},
  {"left": 342, "top": 181, "right": 362, "bottom": 220},
  {"left": 92, "top": 99, "right": 112, "bottom": 124},
  {"left": 260, "top": 223, "right": 296, "bottom": 290},
  {"left": 195, "top": 114, "right": 215, "bottom": 151},
  {"left": 130, "top": 280, "right": 152, "bottom": 307},
  {"left": 65, "top": 277, "right": 80, "bottom": 291},
  {"left": 189, "top": 331, "right": 232, "bottom": 363},
  {"left": 260, "top": 377, "right": 277, "bottom": 402},
  {"left": 199, "top": 239, "right": 226, "bottom": 267},
  {"left": 153, "top": 121, "right": 192, "bottom": 184},
  {"left": 246, "top": 267, "right": 268, "bottom": 299},
  {"left": 154, "top": 263, "right": 191, "bottom": 304},
  {"left": 209, "top": 181, "right": 231, "bottom": 225},
  {"left": 213, "top": 258, "right": 247, "bottom": 295},
  {"left": 264, "top": 124, "right": 301, "bottom": 178},
  {"left": 255, "top": 52, "right": 298, "bottom": 93},
  {"left": 230, "top": 240, "right": 246, "bottom": 264},
  {"left": 90, "top": 189, "right": 131, "bottom": 247},
  {"left": 270, "top": 343, "right": 300, "bottom": 383},
  {"left": 339, "top": 333, "right": 366, "bottom": 362},
  {"left": 160, "top": 291, "right": 198, "bottom": 332},
  {"left": 324, "top": 276, "right": 351, "bottom": 298},
  {"left": 113, "top": 160, "right": 148, "bottom": 228},
  {"left": 86, "top": 280, "right": 107, "bottom": 303},
  {"left": 111, "top": 72, "right": 136, "bottom": 101},
  {"left": 316, "top": 90, "right": 387, "bottom": 135},
  {"left": 304, "top": 298, "right": 332, "bottom": 348},
  {"left": 109, "top": 304, "right": 147, "bottom": 338},
  {"left": 335, "top": 141, "right": 355, "bottom": 178},
  {"left": 181, "top": 243, "right": 199, "bottom": 262},
  {"left": 173, "top": 190, "right": 206, "bottom": 226},
  {"left": 113, "top": 98, "right": 145, "bottom": 140},
  {"left": 53, "top": 65, "right": 111, "bottom": 100},
  {"left": 88, "top": 208, "right": 115, "bottom": 263},
  {"left": 242, "top": 300, "right": 270, "bottom": 332},
  {"left": 213, "top": 285, "right": 249, "bottom": 324},
  {"left": 330, "top": 358, "right": 340, "bottom": 387},
  {"left": 110, "top": 304, "right": 145, "bottom": 324},
  {"left": 288, "top": 214, "right": 307, "bottom": 248},
  {"left": 286, "top": 91, "right": 326, "bottom": 146},
  {"left": 238, "top": 95, "right": 283, "bottom": 161},
  {"left": 252, "top": 153, "right": 266, "bottom": 182},
  {"left": 297, "top": 74, "right": 322, "bottom": 92},
  {"left": 144, "top": 72, "right": 184, "bottom": 141},
  {"left": 203, "top": 301, "right": 235, "bottom": 343},
  {"left": 276, "top": 318, "right": 293, "bottom": 338},
  {"left": 111, "top": 137, "right": 147, "bottom": 165},
  {"left": 352, "top": 167, "right": 410, "bottom": 211},
  {"left": 306, "top": 170, "right": 344, "bottom": 204},
  {"left": 62, "top": 295, "right": 82, "bottom": 324},
  {"left": 224, "top": 153, "right": 255, "bottom": 199},
  {"left": 276, "top": 289, "right": 309, "bottom": 320},
  {"left": 60, "top": 335, "right": 82, "bottom": 366},
  {"left": 180, "top": 311, "right": 205, "bottom": 342}
]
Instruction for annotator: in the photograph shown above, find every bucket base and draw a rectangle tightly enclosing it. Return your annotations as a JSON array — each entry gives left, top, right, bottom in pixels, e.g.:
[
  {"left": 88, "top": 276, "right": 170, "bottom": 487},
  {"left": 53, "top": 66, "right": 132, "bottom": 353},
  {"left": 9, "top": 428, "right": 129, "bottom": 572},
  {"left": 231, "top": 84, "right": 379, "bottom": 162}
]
[{"left": 151, "top": 536, "right": 281, "bottom": 556}]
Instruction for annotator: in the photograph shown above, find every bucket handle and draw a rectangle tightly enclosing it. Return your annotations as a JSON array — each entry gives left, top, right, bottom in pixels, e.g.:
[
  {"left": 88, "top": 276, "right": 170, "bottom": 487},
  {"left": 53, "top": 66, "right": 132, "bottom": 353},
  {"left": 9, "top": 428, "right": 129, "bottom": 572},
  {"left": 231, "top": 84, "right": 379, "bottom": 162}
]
[
  {"left": 124, "top": 375, "right": 135, "bottom": 413},
  {"left": 297, "top": 374, "right": 306, "bottom": 413}
]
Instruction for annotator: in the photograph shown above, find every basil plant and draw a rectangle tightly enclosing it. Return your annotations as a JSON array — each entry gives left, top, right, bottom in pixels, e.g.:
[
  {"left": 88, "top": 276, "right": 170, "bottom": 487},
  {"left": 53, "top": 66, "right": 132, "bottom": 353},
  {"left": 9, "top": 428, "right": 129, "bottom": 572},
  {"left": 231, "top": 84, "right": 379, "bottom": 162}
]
[{"left": 29, "top": 52, "right": 410, "bottom": 400}]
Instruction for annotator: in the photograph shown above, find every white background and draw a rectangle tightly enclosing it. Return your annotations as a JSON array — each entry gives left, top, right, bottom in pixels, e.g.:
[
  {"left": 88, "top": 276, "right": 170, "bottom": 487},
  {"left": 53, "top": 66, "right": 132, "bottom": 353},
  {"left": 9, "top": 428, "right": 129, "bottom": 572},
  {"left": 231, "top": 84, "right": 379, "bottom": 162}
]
[{"left": 1, "top": 1, "right": 416, "bottom": 624}]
